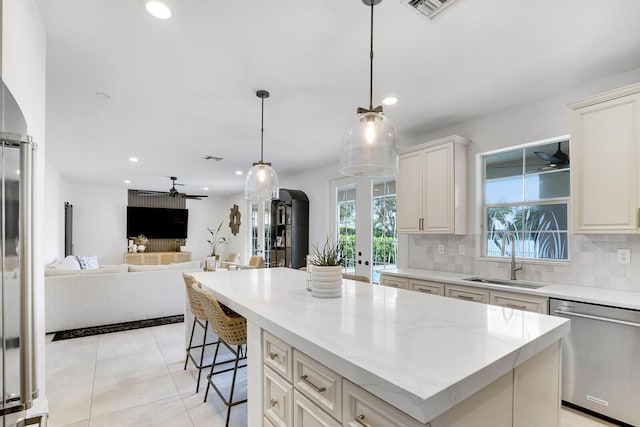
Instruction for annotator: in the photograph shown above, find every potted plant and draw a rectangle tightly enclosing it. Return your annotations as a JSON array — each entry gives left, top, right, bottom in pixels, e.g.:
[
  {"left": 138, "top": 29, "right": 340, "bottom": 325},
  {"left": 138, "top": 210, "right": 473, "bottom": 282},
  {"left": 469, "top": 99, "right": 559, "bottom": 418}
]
[
  {"left": 308, "top": 236, "right": 343, "bottom": 298},
  {"left": 207, "top": 221, "right": 227, "bottom": 260},
  {"left": 133, "top": 234, "right": 149, "bottom": 252}
]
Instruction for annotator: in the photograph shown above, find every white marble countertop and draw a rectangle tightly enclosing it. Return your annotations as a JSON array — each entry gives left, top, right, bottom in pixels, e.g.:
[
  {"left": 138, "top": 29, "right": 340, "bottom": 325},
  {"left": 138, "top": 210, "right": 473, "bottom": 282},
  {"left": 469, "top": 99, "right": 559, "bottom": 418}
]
[
  {"left": 192, "top": 268, "right": 568, "bottom": 423},
  {"left": 384, "top": 268, "right": 640, "bottom": 311}
]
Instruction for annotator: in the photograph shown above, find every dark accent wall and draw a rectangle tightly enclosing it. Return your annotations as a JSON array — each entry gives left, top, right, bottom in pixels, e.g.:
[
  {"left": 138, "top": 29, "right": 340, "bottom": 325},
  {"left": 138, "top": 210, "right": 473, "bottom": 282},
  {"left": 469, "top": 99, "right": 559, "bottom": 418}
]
[{"left": 127, "top": 190, "right": 186, "bottom": 252}]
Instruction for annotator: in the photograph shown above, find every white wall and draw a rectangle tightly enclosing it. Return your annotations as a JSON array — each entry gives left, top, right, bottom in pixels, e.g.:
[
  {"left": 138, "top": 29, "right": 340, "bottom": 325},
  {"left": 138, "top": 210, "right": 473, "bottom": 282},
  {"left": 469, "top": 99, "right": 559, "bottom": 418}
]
[
  {"left": 184, "top": 196, "right": 233, "bottom": 261},
  {"left": 2, "top": 0, "right": 48, "bottom": 411},
  {"left": 43, "top": 159, "right": 67, "bottom": 264}
]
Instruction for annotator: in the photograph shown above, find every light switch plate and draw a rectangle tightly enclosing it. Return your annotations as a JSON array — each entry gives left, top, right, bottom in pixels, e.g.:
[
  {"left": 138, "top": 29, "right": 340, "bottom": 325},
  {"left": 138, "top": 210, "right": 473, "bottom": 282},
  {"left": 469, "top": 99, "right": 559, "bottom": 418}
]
[
  {"left": 618, "top": 248, "right": 631, "bottom": 265},
  {"left": 438, "top": 244, "right": 445, "bottom": 255}
]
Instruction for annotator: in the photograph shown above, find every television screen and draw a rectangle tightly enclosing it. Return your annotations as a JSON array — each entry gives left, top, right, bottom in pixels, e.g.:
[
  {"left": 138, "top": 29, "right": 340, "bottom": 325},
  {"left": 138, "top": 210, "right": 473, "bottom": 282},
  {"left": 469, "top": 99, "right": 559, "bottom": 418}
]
[{"left": 126, "top": 206, "right": 188, "bottom": 239}]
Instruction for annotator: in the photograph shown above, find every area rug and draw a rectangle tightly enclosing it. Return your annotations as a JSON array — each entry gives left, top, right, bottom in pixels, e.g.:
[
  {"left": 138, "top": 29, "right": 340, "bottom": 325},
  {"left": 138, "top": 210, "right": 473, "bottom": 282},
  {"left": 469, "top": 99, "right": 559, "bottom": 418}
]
[{"left": 52, "top": 315, "right": 184, "bottom": 341}]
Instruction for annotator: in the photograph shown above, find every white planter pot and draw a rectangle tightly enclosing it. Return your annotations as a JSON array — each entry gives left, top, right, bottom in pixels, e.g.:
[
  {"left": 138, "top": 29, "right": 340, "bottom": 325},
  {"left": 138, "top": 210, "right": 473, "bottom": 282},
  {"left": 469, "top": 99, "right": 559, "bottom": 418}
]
[
  {"left": 309, "top": 265, "right": 342, "bottom": 298},
  {"left": 137, "top": 244, "right": 146, "bottom": 252}
]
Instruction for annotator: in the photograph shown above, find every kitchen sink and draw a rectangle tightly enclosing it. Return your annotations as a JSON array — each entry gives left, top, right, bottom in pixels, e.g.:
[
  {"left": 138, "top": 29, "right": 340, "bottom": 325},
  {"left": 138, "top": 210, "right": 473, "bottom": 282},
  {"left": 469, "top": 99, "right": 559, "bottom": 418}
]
[{"left": 463, "top": 277, "right": 544, "bottom": 289}]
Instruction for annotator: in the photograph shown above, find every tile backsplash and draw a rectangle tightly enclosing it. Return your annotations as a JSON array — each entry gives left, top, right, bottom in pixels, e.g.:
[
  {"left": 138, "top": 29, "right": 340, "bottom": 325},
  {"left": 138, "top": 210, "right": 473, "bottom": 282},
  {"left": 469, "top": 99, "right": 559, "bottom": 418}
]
[{"left": 408, "top": 234, "right": 640, "bottom": 293}]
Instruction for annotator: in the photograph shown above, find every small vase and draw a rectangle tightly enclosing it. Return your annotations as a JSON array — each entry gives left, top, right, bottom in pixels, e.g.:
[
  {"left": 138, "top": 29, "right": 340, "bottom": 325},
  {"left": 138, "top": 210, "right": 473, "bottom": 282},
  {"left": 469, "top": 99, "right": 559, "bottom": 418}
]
[
  {"left": 309, "top": 265, "right": 342, "bottom": 298},
  {"left": 137, "top": 244, "right": 146, "bottom": 253}
]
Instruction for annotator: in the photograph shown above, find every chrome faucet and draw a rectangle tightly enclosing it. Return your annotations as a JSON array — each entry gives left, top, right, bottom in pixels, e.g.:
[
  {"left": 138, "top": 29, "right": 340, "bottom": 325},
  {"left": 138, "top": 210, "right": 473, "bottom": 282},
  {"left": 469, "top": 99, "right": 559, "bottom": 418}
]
[{"left": 501, "top": 232, "right": 523, "bottom": 280}]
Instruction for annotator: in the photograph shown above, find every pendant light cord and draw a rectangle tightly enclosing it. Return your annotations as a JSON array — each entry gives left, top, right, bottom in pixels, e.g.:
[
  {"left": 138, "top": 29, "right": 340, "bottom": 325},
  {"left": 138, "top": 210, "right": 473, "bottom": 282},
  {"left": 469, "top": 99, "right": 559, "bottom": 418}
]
[
  {"left": 260, "top": 96, "right": 265, "bottom": 163},
  {"left": 369, "top": 1, "right": 374, "bottom": 111}
]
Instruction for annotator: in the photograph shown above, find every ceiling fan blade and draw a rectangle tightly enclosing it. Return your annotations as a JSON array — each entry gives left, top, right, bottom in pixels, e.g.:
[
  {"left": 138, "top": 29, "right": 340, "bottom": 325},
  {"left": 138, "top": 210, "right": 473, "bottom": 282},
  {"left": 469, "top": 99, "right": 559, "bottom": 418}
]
[
  {"left": 534, "top": 151, "right": 560, "bottom": 163},
  {"left": 183, "top": 194, "right": 208, "bottom": 199}
]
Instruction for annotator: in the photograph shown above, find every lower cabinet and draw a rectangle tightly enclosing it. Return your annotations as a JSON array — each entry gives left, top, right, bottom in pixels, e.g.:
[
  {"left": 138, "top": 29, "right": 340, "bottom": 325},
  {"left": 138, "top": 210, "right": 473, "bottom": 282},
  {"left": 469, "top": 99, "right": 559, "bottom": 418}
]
[
  {"left": 264, "top": 365, "right": 293, "bottom": 427},
  {"left": 379, "top": 275, "right": 409, "bottom": 289},
  {"left": 294, "top": 390, "right": 341, "bottom": 427},
  {"left": 444, "top": 284, "right": 490, "bottom": 303},
  {"left": 409, "top": 279, "right": 445, "bottom": 296},
  {"left": 489, "top": 290, "right": 549, "bottom": 314}
]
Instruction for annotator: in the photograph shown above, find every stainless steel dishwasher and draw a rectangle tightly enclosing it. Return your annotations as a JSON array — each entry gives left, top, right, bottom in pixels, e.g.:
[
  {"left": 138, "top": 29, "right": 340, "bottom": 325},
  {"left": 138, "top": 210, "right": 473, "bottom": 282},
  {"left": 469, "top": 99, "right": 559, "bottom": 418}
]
[{"left": 550, "top": 298, "right": 640, "bottom": 426}]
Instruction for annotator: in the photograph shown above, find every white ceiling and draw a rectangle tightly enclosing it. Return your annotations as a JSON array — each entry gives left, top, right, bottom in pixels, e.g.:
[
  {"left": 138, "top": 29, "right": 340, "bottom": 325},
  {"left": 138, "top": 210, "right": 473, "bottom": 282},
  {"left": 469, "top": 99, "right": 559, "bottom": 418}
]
[{"left": 37, "top": 0, "right": 640, "bottom": 196}]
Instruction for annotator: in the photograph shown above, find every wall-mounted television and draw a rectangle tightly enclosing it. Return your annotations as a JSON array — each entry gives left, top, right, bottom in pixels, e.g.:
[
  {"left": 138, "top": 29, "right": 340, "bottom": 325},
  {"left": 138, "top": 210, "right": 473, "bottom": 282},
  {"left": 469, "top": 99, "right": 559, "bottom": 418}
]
[{"left": 126, "top": 206, "right": 188, "bottom": 239}]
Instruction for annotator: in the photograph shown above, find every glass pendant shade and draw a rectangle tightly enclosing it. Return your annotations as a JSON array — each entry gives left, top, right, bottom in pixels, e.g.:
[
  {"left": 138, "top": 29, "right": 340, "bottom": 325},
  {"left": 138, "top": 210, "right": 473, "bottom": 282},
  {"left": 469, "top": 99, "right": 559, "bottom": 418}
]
[
  {"left": 340, "top": 111, "right": 399, "bottom": 177},
  {"left": 244, "top": 162, "right": 279, "bottom": 200}
]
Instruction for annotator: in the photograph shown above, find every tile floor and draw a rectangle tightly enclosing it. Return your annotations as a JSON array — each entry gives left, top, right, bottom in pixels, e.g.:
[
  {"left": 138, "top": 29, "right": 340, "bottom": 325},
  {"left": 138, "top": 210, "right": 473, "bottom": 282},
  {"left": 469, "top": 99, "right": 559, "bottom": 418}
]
[
  {"left": 46, "top": 322, "right": 246, "bottom": 427},
  {"left": 46, "top": 322, "right": 616, "bottom": 427}
]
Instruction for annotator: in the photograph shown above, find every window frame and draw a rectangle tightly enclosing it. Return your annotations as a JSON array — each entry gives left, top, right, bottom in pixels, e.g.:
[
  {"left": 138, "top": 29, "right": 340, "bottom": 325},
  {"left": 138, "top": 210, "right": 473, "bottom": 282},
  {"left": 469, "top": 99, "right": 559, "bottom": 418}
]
[{"left": 480, "top": 135, "right": 571, "bottom": 263}]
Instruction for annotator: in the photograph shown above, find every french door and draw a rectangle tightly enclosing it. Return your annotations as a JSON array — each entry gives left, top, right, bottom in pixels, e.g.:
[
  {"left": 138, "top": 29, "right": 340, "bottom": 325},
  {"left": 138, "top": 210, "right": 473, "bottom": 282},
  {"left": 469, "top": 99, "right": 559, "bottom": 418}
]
[
  {"left": 250, "top": 200, "right": 272, "bottom": 267},
  {"left": 332, "top": 177, "right": 397, "bottom": 283}
]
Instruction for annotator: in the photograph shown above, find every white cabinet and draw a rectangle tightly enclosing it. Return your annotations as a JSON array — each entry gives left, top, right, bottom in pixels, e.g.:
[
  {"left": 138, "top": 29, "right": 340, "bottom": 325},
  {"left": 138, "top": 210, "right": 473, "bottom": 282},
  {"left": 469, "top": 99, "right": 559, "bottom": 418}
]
[
  {"left": 489, "top": 290, "right": 548, "bottom": 314},
  {"left": 397, "top": 135, "right": 469, "bottom": 234},
  {"left": 293, "top": 390, "right": 342, "bottom": 427},
  {"left": 409, "top": 279, "right": 445, "bottom": 296},
  {"left": 569, "top": 83, "right": 640, "bottom": 233},
  {"left": 379, "top": 274, "right": 409, "bottom": 290},
  {"left": 445, "top": 284, "right": 490, "bottom": 304},
  {"left": 264, "top": 365, "right": 293, "bottom": 427}
]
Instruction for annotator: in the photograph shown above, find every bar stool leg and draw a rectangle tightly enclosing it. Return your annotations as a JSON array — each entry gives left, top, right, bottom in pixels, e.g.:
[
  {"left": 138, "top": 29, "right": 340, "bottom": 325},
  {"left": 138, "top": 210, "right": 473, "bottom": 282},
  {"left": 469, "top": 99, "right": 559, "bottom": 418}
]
[
  {"left": 204, "top": 340, "right": 222, "bottom": 403},
  {"left": 195, "top": 320, "right": 209, "bottom": 393},
  {"left": 224, "top": 345, "right": 243, "bottom": 426},
  {"left": 183, "top": 317, "right": 197, "bottom": 370}
]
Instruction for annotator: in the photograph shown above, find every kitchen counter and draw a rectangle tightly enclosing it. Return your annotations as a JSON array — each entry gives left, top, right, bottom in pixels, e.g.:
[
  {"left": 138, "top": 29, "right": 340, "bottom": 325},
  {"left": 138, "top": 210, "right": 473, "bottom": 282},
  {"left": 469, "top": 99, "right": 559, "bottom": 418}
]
[
  {"left": 191, "top": 268, "right": 568, "bottom": 425},
  {"left": 383, "top": 268, "right": 640, "bottom": 310}
]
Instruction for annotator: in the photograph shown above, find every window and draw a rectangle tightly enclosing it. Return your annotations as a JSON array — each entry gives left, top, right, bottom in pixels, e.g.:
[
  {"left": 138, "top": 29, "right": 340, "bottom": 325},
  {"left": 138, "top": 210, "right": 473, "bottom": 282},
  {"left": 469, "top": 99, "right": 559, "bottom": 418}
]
[
  {"left": 336, "top": 183, "right": 357, "bottom": 274},
  {"left": 371, "top": 178, "right": 397, "bottom": 281},
  {"left": 483, "top": 138, "right": 569, "bottom": 261}
]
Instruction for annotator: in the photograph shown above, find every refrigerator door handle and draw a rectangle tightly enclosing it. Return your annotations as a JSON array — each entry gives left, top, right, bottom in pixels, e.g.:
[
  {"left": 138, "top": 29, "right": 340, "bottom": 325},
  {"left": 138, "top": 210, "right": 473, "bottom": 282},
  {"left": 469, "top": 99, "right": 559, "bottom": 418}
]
[{"left": 19, "top": 137, "right": 37, "bottom": 409}]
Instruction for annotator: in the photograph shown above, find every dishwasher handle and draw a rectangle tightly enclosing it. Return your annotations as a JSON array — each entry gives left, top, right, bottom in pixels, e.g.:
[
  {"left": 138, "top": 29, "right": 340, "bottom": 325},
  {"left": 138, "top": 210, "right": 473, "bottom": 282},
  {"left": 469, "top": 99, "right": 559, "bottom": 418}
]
[{"left": 554, "top": 309, "right": 640, "bottom": 329}]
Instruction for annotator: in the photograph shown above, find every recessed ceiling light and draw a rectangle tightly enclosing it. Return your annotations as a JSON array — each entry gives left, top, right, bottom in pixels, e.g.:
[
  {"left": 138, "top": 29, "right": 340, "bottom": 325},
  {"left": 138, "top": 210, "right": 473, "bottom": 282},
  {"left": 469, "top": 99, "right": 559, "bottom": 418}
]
[
  {"left": 124, "top": 180, "right": 131, "bottom": 184},
  {"left": 381, "top": 96, "right": 398, "bottom": 106},
  {"left": 94, "top": 91, "right": 110, "bottom": 99},
  {"left": 16, "top": 170, "right": 20, "bottom": 175},
  {"left": 129, "top": 157, "right": 139, "bottom": 162},
  {"left": 203, "top": 187, "right": 209, "bottom": 191},
  {"left": 146, "top": 1, "right": 171, "bottom": 19},
  {"left": 235, "top": 170, "right": 243, "bottom": 175}
]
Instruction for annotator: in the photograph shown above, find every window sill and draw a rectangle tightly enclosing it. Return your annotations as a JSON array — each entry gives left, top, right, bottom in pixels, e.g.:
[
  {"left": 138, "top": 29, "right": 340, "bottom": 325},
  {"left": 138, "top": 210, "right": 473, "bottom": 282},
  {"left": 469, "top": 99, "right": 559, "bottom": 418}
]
[{"left": 476, "top": 256, "right": 571, "bottom": 267}]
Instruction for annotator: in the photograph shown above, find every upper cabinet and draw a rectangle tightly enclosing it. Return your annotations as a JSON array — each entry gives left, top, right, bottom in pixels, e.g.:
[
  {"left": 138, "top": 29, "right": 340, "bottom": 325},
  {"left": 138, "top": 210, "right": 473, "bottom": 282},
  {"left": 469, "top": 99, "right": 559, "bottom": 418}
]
[
  {"left": 569, "top": 83, "right": 640, "bottom": 234},
  {"left": 397, "top": 135, "right": 469, "bottom": 234}
]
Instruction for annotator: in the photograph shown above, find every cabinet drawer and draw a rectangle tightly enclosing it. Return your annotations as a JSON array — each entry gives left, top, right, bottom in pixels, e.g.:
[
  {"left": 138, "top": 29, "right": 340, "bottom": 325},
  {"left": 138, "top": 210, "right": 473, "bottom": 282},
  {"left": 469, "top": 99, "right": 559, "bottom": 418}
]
[
  {"left": 409, "top": 280, "right": 444, "bottom": 296},
  {"left": 293, "top": 390, "right": 341, "bottom": 427},
  {"left": 379, "top": 275, "right": 409, "bottom": 290},
  {"left": 445, "top": 284, "right": 489, "bottom": 304},
  {"left": 489, "top": 291, "right": 548, "bottom": 314},
  {"left": 264, "top": 416, "right": 276, "bottom": 427},
  {"left": 264, "top": 331, "right": 293, "bottom": 382},
  {"left": 264, "top": 366, "right": 293, "bottom": 427},
  {"left": 342, "top": 380, "right": 425, "bottom": 427},
  {"left": 293, "top": 350, "right": 342, "bottom": 420}
]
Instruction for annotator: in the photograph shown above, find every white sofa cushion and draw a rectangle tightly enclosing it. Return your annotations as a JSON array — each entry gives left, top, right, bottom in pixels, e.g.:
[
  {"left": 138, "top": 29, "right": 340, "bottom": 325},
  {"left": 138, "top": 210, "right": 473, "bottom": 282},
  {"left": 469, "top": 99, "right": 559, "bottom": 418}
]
[
  {"left": 48, "top": 255, "right": 81, "bottom": 270},
  {"left": 45, "top": 264, "right": 128, "bottom": 276},
  {"left": 76, "top": 254, "right": 99, "bottom": 270}
]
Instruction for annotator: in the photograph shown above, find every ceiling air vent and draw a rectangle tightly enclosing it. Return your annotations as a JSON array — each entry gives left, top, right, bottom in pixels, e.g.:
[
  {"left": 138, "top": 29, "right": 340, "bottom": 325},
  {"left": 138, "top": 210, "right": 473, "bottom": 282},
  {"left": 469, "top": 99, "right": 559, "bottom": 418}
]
[{"left": 403, "top": 0, "right": 460, "bottom": 19}]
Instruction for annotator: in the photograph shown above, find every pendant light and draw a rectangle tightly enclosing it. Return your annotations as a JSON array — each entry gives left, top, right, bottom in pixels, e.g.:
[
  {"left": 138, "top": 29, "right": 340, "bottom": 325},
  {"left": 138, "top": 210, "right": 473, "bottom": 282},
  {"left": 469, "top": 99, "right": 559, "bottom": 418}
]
[
  {"left": 244, "top": 90, "right": 280, "bottom": 200},
  {"left": 340, "top": 0, "right": 398, "bottom": 177}
]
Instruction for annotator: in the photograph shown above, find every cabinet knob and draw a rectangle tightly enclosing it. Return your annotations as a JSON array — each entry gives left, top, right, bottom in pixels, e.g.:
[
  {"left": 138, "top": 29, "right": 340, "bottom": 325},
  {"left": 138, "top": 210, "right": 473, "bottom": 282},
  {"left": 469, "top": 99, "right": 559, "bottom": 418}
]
[
  {"left": 269, "top": 352, "right": 278, "bottom": 361},
  {"left": 270, "top": 398, "right": 278, "bottom": 408}
]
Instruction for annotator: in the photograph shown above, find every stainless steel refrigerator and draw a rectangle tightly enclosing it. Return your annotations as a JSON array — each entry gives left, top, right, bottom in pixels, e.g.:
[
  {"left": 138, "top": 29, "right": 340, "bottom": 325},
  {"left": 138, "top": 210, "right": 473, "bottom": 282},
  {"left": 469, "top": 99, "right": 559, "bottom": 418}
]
[{"left": 0, "top": 79, "right": 45, "bottom": 426}]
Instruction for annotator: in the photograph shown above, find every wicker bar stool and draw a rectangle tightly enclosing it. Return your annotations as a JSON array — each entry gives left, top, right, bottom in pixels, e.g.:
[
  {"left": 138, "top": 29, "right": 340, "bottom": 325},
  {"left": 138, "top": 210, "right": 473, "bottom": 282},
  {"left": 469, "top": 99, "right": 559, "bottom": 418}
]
[
  {"left": 192, "top": 284, "right": 247, "bottom": 427},
  {"left": 183, "top": 273, "right": 218, "bottom": 393}
]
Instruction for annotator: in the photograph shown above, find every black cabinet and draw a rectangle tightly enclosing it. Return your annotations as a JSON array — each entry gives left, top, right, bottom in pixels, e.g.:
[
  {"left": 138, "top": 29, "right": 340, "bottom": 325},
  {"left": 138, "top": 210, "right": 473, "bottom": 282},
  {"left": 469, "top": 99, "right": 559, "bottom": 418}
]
[{"left": 270, "top": 189, "right": 309, "bottom": 269}]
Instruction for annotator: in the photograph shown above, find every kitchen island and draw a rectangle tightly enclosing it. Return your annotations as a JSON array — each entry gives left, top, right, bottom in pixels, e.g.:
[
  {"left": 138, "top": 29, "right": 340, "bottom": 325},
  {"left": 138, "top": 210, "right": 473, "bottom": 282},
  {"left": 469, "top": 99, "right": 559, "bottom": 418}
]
[{"left": 191, "top": 268, "right": 569, "bottom": 426}]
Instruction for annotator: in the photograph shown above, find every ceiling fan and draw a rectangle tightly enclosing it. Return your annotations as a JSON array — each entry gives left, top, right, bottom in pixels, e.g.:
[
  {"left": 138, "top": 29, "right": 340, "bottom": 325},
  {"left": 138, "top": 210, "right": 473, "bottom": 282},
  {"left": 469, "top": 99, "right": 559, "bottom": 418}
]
[
  {"left": 139, "top": 176, "right": 208, "bottom": 200},
  {"left": 534, "top": 141, "right": 569, "bottom": 170}
]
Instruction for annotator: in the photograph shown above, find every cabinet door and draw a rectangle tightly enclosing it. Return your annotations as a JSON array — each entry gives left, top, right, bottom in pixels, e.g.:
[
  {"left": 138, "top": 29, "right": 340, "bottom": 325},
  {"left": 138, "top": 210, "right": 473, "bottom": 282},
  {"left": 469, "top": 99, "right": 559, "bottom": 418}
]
[
  {"left": 397, "top": 151, "right": 423, "bottom": 233},
  {"left": 423, "top": 143, "right": 454, "bottom": 233},
  {"left": 379, "top": 275, "right": 409, "bottom": 290},
  {"left": 571, "top": 92, "right": 640, "bottom": 233},
  {"left": 489, "top": 290, "right": 548, "bottom": 314},
  {"left": 409, "top": 279, "right": 445, "bottom": 296},
  {"left": 264, "top": 366, "right": 293, "bottom": 427},
  {"left": 445, "top": 284, "right": 489, "bottom": 304},
  {"left": 342, "top": 380, "right": 423, "bottom": 427},
  {"left": 293, "top": 390, "right": 341, "bottom": 427}
]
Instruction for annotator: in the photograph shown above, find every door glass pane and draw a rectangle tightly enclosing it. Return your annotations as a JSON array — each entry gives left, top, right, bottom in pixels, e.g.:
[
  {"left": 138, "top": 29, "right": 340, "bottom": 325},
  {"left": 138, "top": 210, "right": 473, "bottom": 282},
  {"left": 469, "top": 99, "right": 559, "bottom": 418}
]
[
  {"left": 336, "top": 183, "right": 356, "bottom": 274},
  {"left": 372, "top": 178, "right": 397, "bottom": 283},
  {"left": 250, "top": 203, "right": 258, "bottom": 256},
  {"left": 263, "top": 200, "right": 272, "bottom": 267}
]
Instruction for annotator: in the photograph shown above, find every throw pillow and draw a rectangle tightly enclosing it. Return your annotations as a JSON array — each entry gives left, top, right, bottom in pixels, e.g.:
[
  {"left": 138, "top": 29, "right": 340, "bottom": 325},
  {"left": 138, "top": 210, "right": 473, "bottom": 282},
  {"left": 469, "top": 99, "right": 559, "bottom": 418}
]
[{"left": 76, "top": 255, "right": 99, "bottom": 270}]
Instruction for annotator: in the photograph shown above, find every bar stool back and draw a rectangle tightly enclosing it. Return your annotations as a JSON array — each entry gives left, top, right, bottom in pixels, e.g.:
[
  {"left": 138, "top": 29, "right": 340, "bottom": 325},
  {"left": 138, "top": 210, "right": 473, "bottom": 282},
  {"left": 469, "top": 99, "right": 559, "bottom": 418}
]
[
  {"left": 192, "top": 284, "right": 247, "bottom": 427},
  {"left": 183, "top": 273, "right": 217, "bottom": 392}
]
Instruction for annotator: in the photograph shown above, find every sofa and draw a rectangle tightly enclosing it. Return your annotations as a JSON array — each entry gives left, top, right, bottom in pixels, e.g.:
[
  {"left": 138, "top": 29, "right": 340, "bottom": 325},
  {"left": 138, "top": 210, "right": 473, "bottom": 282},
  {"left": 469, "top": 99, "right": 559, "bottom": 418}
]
[{"left": 45, "top": 260, "right": 202, "bottom": 333}]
